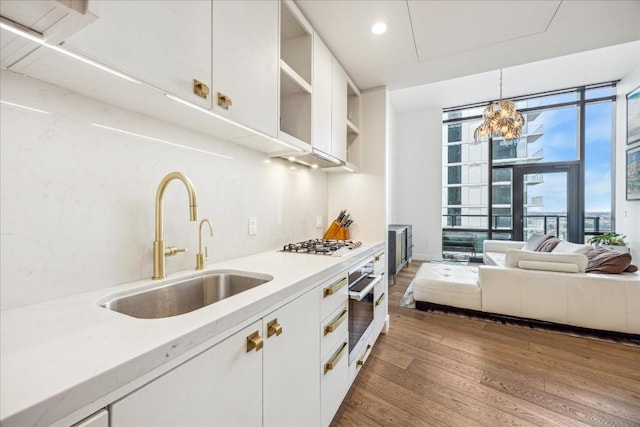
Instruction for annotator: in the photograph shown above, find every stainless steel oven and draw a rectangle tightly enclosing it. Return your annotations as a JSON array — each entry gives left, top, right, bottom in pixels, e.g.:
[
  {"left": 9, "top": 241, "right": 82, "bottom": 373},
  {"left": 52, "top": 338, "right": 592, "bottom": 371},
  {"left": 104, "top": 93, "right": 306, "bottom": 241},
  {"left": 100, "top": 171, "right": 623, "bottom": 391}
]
[{"left": 348, "top": 257, "right": 382, "bottom": 364}]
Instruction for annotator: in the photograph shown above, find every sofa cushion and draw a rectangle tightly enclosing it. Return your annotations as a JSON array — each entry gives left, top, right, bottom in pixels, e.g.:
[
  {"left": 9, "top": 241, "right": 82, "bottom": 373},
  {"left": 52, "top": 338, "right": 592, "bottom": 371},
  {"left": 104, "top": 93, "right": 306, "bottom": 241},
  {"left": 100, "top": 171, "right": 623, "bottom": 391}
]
[
  {"left": 536, "top": 237, "right": 561, "bottom": 252},
  {"left": 551, "top": 241, "right": 593, "bottom": 255},
  {"left": 504, "top": 249, "right": 588, "bottom": 273},
  {"left": 523, "top": 233, "right": 554, "bottom": 251},
  {"left": 586, "top": 247, "right": 635, "bottom": 274},
  {"left": 518, "top": 260, "right": 579, "bottom": 273},
  {"left": 484, "top": 252, "right": 506, "bottom": 266}
]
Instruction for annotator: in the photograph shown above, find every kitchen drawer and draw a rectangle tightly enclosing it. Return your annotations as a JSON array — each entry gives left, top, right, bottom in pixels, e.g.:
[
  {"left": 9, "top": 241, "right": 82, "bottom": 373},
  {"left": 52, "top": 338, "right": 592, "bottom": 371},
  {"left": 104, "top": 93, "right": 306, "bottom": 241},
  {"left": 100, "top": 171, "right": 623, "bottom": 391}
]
[
  {"left": 373, "top": 252, "right": 385, "bottom": 275},
  {"left": 349, "top": 333, "right": 374, "bottom": 382},
  {"left": 320, "top": 273, "right": 348, "bottom": 320},
  {"left": 321, "top": 302, "right": 348, "bottom": 357},
  {"left": 321, "top": 334, "right": 349, "bottom": 427}
]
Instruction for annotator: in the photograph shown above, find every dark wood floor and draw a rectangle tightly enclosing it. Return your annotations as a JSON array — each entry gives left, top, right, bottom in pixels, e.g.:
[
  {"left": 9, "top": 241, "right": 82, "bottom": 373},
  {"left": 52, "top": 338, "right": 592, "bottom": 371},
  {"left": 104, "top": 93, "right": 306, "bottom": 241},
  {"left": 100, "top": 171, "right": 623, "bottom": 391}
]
[{"left": 330, "top": 261, "right": 640, "bottom": 427}]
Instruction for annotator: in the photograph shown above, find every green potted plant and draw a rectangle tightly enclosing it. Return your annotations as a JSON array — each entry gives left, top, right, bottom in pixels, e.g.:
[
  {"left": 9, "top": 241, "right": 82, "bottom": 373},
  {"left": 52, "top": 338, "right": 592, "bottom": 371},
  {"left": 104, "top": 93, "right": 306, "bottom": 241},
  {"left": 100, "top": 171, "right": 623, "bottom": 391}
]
[{"left": 588, "top": 232, "right": 628, "bottom": 252}]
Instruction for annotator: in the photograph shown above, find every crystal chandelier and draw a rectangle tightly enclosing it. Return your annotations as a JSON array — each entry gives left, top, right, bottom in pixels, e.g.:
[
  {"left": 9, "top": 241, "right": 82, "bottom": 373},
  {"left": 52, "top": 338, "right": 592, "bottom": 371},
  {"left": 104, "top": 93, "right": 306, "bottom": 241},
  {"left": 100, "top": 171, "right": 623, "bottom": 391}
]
[{"left": 473, "top": 69, "right": 525, "bottom": 142}]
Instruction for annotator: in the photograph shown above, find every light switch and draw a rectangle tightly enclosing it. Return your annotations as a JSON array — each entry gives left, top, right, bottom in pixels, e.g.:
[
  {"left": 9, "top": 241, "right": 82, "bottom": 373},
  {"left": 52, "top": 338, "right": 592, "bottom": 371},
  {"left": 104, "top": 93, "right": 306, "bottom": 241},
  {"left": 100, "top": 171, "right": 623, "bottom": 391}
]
[
  {"left": 315, "top": 215, "right": 323, "bottom": 228},
  {"left": 248, "top": 217, "right": 257, "bottom": 236}
]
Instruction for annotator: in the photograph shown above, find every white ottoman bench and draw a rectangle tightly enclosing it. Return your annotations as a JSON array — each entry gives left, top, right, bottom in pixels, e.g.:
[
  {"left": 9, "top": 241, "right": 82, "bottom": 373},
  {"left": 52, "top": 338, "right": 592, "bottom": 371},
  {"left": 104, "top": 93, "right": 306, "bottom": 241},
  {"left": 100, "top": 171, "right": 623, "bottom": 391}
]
[{"left": 412, "top": 263, "right": 481, "bottom": 311}]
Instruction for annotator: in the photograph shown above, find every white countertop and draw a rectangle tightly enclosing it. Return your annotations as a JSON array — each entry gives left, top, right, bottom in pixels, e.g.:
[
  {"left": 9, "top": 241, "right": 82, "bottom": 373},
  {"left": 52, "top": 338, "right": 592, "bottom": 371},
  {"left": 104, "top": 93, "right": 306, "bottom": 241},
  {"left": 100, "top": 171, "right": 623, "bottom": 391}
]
[{"left": 0, "top": 241, "right": 384, "bottom": 427}]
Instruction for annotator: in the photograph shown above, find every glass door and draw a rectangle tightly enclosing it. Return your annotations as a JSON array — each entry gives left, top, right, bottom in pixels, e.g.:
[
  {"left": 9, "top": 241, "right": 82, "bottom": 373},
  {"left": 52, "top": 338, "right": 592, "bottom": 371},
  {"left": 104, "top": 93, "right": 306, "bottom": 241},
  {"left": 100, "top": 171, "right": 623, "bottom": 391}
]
[{"left": 512, "top": 163, "right": 581, "bottom": 242}]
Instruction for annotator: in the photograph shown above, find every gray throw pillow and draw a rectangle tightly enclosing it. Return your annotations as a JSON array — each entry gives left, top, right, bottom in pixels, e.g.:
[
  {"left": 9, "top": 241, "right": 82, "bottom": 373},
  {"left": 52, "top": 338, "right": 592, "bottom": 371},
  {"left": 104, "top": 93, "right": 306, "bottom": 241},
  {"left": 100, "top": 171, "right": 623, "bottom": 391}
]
[
  {"left": 586, "top": 247, "right": 635, "bottom": 274},
  {"left": 536, "top": 237, "right": 561, "bottom": 252},
  {"left": 523, "top": 233, "right": 553, "bottom": 251}
]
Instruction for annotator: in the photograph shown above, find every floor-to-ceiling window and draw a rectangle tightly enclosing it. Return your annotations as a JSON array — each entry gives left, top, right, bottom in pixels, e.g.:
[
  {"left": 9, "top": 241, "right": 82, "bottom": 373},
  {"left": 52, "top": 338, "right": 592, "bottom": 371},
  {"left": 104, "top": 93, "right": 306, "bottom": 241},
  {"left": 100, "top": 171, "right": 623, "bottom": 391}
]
[{"left": 441, "top": 82, "right": 616, "bottom": 260}]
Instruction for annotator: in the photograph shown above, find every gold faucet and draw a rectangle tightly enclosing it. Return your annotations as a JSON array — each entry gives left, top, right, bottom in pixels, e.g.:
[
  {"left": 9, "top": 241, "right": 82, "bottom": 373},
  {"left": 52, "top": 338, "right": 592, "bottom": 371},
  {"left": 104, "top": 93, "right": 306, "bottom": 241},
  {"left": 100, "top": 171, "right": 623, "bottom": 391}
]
[
  {"left": 196, "top": 219, "right": 214, "bottom": 270},
  {"left": 153, "top": 172, "right": 198, "bottom": 279}
]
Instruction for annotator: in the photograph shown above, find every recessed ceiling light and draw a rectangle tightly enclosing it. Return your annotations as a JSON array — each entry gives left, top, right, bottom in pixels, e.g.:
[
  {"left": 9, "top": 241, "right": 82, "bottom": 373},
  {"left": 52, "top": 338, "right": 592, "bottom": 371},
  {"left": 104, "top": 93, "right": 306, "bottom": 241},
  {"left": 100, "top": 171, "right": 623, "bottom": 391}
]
[{"left": 371, "top": 22, "right": 387, "bottom": 35}]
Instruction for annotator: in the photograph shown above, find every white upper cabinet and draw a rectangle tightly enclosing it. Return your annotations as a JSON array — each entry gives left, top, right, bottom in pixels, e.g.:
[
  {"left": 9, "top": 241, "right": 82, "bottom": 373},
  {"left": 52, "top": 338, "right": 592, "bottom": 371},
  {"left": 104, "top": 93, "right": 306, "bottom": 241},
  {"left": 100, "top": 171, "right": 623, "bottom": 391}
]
[
  {"left": 64, "top": 1, "right": 213, "bottom": 109},
  {"left": 331, "top": 61, "right": 348, "bottom": 162},
  {"left": 312, "top": 35, "right": 332, "bottom": 156},
  {"left": 212, "top": 0, "right": 278, "bottom": 137},
  {"left": 311, "top": 32, "right": 353, "bottom": 165},
  {"left": 279, "top": 0, "right": 313, "bottom": 148},
  {"left": 346, "top": 78, "right": 362, "bottom": 169}
]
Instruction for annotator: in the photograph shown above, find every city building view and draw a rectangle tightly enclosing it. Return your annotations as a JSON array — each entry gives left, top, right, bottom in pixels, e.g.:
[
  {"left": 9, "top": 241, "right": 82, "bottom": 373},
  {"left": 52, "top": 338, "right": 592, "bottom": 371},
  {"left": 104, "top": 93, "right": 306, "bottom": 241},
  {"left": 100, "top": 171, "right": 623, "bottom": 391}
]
[{"left": 441, "top": 84, "right": 615, "bottom": 259}]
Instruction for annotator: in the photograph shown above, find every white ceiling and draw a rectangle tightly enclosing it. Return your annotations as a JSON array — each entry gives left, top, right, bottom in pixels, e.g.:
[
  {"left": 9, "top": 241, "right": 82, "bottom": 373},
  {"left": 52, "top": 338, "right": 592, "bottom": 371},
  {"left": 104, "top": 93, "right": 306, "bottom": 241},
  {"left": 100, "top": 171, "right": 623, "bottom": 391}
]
[
  {"left": 390, "top": 40, "right": 640, "bottom": 113},
  {"left": 296, "top": 0, "right": 640, "bottom": 96}
]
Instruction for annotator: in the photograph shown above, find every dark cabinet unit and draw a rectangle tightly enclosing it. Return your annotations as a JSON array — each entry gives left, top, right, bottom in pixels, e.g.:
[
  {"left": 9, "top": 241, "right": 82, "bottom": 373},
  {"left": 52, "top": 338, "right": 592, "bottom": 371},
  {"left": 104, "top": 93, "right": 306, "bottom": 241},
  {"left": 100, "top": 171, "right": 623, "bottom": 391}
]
[{"left": 388, "top": 224, "right": 412, "bottom": 284}]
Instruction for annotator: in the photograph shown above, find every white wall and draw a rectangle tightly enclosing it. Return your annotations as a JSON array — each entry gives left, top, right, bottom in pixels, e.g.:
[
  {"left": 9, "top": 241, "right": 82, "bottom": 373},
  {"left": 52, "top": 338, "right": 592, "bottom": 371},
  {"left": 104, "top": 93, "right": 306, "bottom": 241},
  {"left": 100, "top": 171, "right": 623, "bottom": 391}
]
[
  {"left": 328, "top": 88, "right": 387, "bottom": 243},
  {"left": 616, "top": 64, "right": 640, "bottom": 261},
  {"left": 387, "top": 104, "right": 397, "bottom": 224},
  {"left": 0, "top": 71, "right": 328, "bottom": 310},
  {"left": 394, "top": 108, "right": 443, "bottom": 260}
]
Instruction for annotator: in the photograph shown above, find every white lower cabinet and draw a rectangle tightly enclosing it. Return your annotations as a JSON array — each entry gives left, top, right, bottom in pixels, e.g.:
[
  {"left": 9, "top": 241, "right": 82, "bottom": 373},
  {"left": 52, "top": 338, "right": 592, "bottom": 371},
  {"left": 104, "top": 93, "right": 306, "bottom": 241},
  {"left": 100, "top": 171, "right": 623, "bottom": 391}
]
[
  {"left": 110, "top": 319, "right": 263, "bottom": 427},
  {"left": 263, "top": 287, "right": 320, "bottom": 427},
  {"left": 110, "top": 287, "right": 320, "bottom": 427}
]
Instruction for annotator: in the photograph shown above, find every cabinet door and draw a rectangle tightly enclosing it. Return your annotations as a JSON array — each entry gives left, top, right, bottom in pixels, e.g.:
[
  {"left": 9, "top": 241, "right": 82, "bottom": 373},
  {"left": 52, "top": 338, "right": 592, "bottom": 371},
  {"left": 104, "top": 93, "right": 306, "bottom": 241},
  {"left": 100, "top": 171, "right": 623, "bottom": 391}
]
[
  {"left": 331, "top": 61, "right": 348, "bottom": 162},
  {"left": 213, "top": 0, "right": 278, "bottom": 137},
  {"left": 64, "top": 1, "right": 212, "bottom": 108},
  {"left": 110, "top": 321, "right": 263, "bottom": 427},
  {"left": 263, "top": 287, "right": 321, "bottom": 427},
  {"left": 312, "top": 34, "right": 333, "bottom": 156}
]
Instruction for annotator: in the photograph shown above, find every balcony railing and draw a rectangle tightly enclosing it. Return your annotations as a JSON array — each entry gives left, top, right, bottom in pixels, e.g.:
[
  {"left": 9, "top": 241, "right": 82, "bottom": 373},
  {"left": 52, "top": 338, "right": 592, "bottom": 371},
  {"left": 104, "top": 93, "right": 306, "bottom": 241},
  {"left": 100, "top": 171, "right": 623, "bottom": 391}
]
[{"left": 442, "top": 214, "right": 608, "bottom": 256}]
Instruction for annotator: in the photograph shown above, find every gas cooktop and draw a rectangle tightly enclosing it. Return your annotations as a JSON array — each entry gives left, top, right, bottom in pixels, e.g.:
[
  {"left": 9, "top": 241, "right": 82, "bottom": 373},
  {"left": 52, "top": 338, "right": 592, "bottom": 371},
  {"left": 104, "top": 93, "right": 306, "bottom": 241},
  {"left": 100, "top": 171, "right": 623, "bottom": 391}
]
[{"left": 280, "top": 239, "right": 362, "bottom": 256}]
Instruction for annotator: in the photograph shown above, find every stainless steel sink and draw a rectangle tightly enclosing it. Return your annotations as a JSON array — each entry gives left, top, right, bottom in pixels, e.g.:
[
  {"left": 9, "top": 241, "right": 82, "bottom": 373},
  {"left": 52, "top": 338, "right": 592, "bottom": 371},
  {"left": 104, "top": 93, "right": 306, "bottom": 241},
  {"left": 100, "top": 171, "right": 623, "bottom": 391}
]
[{"left": 100, "top": 270, "right": 273, "bottom": 319}]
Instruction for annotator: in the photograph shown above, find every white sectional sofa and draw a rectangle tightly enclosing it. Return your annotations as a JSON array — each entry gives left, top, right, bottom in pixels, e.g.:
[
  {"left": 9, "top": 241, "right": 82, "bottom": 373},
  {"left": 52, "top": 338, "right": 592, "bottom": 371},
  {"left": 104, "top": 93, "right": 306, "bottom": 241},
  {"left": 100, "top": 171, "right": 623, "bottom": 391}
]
[
  {"left": 413, "top": 240, "right": 640, "bottom": 335},
  {"left": 481, "top": 240, "right": 640, "bottom": 334}
]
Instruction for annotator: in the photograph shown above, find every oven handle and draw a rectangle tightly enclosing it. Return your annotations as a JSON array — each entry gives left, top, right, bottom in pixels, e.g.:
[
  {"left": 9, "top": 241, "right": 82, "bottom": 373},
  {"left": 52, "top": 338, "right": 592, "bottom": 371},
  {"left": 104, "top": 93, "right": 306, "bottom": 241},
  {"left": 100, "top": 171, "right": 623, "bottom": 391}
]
[{"left": 348, "top": 274, "right": 382, "bottom": 301}]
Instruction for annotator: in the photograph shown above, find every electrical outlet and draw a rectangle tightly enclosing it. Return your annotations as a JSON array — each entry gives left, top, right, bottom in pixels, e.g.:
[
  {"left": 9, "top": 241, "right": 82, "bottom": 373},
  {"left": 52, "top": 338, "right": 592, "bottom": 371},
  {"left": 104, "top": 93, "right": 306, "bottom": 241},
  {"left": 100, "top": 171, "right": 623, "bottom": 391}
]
[
  {"left": 248, "top": 217, "right": 257, "bottom": 236},
  {"left": 315, "top": 215, "right": 323, "bottom": 228}
]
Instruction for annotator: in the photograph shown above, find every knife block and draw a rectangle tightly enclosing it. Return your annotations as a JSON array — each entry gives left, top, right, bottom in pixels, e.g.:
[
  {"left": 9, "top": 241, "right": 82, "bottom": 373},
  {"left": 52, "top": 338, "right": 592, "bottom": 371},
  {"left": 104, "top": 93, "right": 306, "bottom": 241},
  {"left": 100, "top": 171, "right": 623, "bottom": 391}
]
[{"left": 323, "top": 220, "right": 350, "bottom": 240}]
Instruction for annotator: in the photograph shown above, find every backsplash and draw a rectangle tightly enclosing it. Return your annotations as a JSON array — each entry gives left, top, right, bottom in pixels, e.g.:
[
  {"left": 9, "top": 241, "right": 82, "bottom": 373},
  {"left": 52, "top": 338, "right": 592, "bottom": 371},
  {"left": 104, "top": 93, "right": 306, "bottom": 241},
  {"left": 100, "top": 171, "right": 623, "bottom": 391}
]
[{"left": 0, "top": 71, "right": 328, "bottom": 310}]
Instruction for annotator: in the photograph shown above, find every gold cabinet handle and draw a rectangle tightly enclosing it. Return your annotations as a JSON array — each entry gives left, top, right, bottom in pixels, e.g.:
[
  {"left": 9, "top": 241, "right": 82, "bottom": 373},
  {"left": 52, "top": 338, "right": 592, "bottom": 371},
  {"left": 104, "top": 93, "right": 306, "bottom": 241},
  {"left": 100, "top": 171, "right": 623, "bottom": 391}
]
[
  {"left": 375, "top": 292, "right": 386, "bottom": 307},
  {"left": 375, "top": 254, "right": 382, "bottom": 261},
  {"left": 323, "top": 277, "right": 347, "bottom": 298},
  {"left": 217, "top": 92, "right": 233, "bottom": 110},
  {"left": 267, "top": 319, "right": 283, "bottom": 338},
  {"left": 193, "top": 79, "right": 210, "bottom": 99},
  {"left": 324, "top": 342, "right": 347, "bottom": 374},
  {"left": 324, "top": 309, "right": 347, "bottom": 335},
  {"left": 246, "top": 331, "right": 263, "bottom": 352},
  {"left": 357, "top": 344, "right": 372, "bottom": 366}
]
